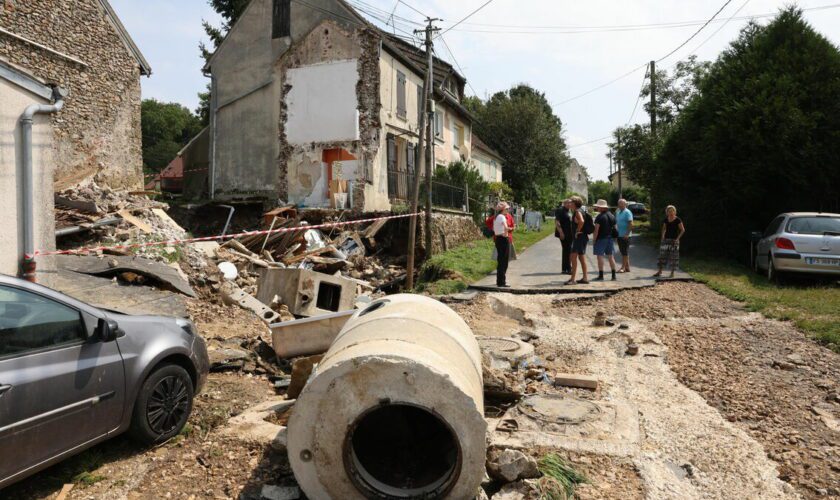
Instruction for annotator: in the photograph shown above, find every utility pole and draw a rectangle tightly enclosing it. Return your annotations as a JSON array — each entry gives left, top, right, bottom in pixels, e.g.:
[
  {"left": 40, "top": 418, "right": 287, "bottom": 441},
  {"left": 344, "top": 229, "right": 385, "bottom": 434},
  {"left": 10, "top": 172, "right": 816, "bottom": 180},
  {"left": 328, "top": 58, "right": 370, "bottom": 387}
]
[
  {"left": 608, "top": 149, "right": 613, "bottom": 176},
  {"left": 405, "top": 18, "right": 439, "bottom": 290},
  {"left": 617, "top": 131, "right": 623, "bottom": 200},
  {"left": 423, "top": 28, "right": 437, "bottom": 260},
  {"left": 650, "top": 60, "right": 657, "bottom": 140}
]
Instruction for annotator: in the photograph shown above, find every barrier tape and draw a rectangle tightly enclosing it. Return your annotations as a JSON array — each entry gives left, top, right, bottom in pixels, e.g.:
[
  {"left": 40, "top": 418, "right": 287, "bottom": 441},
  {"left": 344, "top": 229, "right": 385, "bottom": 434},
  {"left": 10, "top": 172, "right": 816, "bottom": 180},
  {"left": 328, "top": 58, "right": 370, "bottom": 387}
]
[{"left": 26, "top": 212, "right": 420, "bottom": 259}]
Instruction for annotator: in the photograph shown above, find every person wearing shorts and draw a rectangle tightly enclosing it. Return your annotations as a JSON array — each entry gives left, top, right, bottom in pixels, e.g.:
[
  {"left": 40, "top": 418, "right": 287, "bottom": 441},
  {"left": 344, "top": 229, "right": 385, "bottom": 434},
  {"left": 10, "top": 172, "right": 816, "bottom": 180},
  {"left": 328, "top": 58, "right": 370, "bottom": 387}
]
[
  {"left": 592, "top": 199, "right": 617, "bottom": 281},
  {"left": 615, "top": 199, "right": 634, "bottom": 272},
  {"left": 565, "top": 196, "right": 589, "bottom": 285}
]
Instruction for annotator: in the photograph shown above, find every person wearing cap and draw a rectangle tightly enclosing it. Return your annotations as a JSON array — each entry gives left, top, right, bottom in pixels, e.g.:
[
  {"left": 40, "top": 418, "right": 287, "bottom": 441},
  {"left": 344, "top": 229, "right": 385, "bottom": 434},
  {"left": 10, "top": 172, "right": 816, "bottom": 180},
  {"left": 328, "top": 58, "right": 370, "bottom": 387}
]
[
  {"left": 592, "top": 199, "right": 617, "bottom": 281},
  {"left": 615, "top": 198, "right": 634, "bottom": 273},
  {"left": 493, "top": 202, "right": 512, "bottom": 287}
]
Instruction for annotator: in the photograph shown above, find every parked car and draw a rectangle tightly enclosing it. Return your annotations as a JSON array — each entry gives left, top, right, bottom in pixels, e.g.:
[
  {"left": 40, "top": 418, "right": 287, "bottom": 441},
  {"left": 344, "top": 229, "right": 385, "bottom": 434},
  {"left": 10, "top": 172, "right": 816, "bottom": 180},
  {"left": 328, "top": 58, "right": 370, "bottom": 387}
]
[
  {"left": 751, "top": 212, "right": 840, "bottom": 282},
  {"left": 0, "top": 274, "right": 209, "bottom": 489},
  {"left": 627, "top": 202, "right": 647, "bottom": 217}
]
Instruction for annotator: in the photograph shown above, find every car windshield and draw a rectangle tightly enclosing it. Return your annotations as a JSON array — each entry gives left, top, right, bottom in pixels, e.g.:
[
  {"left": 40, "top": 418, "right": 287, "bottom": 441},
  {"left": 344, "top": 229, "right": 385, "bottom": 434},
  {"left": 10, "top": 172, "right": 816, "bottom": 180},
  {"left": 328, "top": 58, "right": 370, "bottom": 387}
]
[{"left": 786, "top": 216, "right": 840, "bottom": 235}]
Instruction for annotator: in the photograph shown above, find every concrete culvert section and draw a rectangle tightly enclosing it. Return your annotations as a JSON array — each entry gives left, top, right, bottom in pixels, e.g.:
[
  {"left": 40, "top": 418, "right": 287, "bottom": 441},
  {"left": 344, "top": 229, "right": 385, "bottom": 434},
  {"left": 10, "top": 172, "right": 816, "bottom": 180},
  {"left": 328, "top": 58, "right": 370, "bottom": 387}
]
[{"left": 288, "top": 294, "right": 486, "bottom": 500}]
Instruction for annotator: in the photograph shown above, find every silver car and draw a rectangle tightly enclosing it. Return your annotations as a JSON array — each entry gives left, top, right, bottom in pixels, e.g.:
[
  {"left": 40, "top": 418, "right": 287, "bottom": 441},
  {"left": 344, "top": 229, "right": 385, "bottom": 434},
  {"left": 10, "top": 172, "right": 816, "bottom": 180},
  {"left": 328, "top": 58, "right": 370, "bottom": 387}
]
[
  {"left": 753, "top": 212, "right": 840, "bottom": 281},
  {"left": 0, "top": 274, "right": 209, "bottom": 489}
]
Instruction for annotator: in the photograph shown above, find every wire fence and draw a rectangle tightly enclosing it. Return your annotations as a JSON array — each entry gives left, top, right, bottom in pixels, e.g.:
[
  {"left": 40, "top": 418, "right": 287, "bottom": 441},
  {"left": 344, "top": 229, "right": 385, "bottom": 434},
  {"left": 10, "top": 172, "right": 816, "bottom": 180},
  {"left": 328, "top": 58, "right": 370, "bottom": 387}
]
[{"left": 387, "top": 170, "right": 472, "bottom": 212}]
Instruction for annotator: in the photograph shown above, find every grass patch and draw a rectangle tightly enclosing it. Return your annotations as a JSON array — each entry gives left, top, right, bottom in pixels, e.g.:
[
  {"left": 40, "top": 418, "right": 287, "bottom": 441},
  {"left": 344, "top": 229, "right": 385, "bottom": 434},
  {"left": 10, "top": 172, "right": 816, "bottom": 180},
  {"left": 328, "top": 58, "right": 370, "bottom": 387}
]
[
  {"left": 683, "top": 256, "right": 840, "bottom": 351},
  {"left": 537, "top": 453, "right": 588, "bottom": 500},
  {"left": 417, "top": 221, "right": 555, "bottom": 294}
]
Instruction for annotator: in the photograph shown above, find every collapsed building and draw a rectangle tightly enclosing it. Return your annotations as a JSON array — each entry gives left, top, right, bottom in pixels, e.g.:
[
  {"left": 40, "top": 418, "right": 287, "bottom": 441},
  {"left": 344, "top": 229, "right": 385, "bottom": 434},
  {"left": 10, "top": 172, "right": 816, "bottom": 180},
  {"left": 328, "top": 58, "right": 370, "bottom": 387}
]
[{"left": 198, "top": 0, "right": 483, "bottom": 211}]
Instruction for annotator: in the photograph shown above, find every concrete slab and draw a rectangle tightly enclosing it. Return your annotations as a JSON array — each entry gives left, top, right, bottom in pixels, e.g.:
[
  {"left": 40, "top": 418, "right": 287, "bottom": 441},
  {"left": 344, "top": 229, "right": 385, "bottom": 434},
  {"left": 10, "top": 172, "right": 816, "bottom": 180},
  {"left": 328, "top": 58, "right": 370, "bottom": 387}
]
[
  {"left": 52, "top": 269, "right": 188, "bottom": 317},
  {"left": 55, "top": 254, "right": 196, "bottom": 297},
  {"left": 257, "top": 268, "right": 356, "bottom": 317},
  {"left": 552, "top": 373, "right": 600, "bottom": 390},
  {"left": 471, "top": 234, "right": 692, "bottom": 294},
  {"left": 222, "top": 397, "right": 294, "bottom": 451}
]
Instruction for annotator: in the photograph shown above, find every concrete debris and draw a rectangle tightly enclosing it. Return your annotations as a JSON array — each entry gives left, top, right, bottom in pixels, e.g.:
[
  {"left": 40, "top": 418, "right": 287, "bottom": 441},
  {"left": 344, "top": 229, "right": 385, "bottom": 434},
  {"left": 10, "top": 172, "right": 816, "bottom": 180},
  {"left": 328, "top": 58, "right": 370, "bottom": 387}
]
[
  {"left": 552, "top": 373, "right": 600, "bottom": 391},
  {"left": 489, "top": 480, "right": 537, "bottom": 500},
  {"left": 217, "top": 261, "right": 239, "bottom": 280},
  {"left": 288, "top": 295, "right": 487, "bottom": 499},
  {"left": 55, "top": 254, "right": 196, "bottom": 297},
  {"left": 221, "top": 282, "right": 282, "bottom": 323},
  {"left": 592, "top": 310, "right": 607, "bottom": 327},
  {"left": 260, "top": 485, "right": 301, "bottom": 500},
  {"left": 486, "top": 449, "right": 540, "bottom": 483},
  {"left": 286, "top": 354, "right": 323, "bottom": 400},
  {"left": 256, "top": 268, "right": 356, "bottom": 318},
  {"left": 270, "top": 310, "right": 355, "bottom": 359},
  {"left": 477, "top": 336, "right": 536, "bottom": 370}
]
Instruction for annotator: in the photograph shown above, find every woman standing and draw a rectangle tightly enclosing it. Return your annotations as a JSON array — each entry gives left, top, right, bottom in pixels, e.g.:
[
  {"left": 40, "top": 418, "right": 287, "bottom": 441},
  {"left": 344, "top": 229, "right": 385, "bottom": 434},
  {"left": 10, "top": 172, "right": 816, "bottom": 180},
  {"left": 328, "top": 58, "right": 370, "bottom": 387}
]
[
  {"left": 655, "top": 205, "right": 686, "bottom": 278},
  {"left": 493, "top": 202, "right": 512, "bottom": 288}
]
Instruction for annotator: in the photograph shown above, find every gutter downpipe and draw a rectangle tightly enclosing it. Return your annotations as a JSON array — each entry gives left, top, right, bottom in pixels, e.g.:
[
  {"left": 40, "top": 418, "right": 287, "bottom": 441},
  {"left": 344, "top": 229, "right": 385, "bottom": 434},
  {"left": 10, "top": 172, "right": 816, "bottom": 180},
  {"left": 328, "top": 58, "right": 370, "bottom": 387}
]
[{"left": 20, "top": 88, "right": 65, "bottom": 282}]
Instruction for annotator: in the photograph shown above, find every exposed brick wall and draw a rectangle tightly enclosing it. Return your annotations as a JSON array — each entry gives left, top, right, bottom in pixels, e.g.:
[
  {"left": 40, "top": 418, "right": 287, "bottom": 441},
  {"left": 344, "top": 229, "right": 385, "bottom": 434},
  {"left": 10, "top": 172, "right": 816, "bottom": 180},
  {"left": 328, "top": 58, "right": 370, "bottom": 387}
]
[{"left": 0, "top": 0, "right": 143, "bottom": 189}]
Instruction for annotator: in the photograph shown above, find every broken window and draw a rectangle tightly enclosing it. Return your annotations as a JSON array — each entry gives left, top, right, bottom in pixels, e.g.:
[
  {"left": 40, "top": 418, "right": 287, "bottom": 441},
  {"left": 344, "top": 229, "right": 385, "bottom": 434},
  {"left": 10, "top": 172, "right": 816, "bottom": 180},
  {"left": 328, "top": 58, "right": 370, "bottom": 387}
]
[
  {"left": 396, "top": 71, "right": 407, "bottom": 119},
  {"left": 272, "top": 0, "right": 291, "bottom": 38}
]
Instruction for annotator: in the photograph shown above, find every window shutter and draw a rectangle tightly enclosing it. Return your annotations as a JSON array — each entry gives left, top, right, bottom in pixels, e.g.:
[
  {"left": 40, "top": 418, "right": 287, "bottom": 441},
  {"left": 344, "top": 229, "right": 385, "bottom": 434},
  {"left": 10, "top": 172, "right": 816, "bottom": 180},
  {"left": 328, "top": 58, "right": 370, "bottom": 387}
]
[
  {"left": 396, "top": 71, "right": 406, "bottom": 119},
  {"left": 272, "top": 0, "right": 291, "bottom": 38},
  {"left": 416, "top": 85, "right": 423, "bottom": 124},
  {"left": 406, "top": 143, "right": 415, "bottom": 175},
  {"left": 387, "top": 135, "right": 397, "bottom": 171}
]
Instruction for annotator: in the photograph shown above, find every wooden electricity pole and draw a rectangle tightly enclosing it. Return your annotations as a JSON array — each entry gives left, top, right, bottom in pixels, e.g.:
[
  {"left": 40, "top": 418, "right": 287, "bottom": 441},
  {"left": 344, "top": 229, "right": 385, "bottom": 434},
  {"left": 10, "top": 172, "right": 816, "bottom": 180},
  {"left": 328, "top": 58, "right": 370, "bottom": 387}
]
[
  {"left": 405, "top": 18, "right": 439, "bottom": 289},
  {"left": 650, "top": 60, "right": 657, "bottom": 140}
]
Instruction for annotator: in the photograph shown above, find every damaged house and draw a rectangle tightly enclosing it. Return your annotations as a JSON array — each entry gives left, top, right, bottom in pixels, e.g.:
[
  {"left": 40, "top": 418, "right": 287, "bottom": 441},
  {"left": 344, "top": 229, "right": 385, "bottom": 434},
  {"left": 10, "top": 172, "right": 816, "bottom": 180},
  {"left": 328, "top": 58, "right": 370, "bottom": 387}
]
[
  {"left": 201, "top": 0, "right": 474, "bottom": 212},
  {"left": 0, "top": 0, "right": 150, "bottom": 190}
]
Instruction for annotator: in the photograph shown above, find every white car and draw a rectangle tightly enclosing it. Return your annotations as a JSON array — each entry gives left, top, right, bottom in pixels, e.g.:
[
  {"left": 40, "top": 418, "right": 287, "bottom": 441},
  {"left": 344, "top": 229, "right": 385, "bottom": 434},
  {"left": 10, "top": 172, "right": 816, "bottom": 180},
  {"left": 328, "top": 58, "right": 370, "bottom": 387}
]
[{"left": 753, "top": 212, "right": 840, "bottom": 282}]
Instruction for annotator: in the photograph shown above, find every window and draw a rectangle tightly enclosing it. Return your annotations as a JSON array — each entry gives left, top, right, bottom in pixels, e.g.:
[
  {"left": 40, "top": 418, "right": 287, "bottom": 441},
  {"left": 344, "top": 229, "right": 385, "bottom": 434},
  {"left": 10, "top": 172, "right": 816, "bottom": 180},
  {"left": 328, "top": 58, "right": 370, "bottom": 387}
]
[
  {"left": 452, "top": 123, "right": 464, "bottom": 150},
  {"left": 763, "top": 216, "right": 785, "bottom": 238},
  {"left": 272, "top": 0, "right": 291, "bottom": 38},
  {"left": 434, "top": 111, "right": 443, "bottom": 138},
  {"left": 787, "top": 216, "right": 840, "bottom": 235},
  {"left": 396, "top": 71, "right": 407, "bottom": 119},
  {"left": 0, "top": 286, "right": 85, "bottom": 358}
]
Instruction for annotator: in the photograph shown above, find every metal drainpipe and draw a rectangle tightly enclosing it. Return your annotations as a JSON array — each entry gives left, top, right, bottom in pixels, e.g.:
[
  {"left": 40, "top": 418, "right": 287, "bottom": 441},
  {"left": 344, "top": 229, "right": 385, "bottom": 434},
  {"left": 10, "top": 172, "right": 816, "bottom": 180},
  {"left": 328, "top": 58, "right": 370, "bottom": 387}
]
[{"left": 19, "top": 87, "right": 66, "bottom": 282}]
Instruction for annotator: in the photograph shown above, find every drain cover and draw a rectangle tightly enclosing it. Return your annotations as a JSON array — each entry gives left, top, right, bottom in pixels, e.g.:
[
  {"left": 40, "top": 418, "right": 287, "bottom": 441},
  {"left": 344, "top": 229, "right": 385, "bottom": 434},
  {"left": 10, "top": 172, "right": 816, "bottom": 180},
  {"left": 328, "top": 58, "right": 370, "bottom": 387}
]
[
  {"left": 477, "top": 338, "right": 522, "bottom": 352},
  {"left": 518, "top": 395, "right": 601, "bottom": 424}
]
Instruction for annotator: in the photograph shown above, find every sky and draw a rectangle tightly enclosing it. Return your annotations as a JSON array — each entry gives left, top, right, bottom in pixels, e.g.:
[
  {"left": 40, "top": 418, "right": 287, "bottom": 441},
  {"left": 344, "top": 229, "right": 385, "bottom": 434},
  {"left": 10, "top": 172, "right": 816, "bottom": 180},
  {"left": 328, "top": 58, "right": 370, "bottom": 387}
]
[{"left": 110, "top": 0, "right": 840, "bottom": 181}]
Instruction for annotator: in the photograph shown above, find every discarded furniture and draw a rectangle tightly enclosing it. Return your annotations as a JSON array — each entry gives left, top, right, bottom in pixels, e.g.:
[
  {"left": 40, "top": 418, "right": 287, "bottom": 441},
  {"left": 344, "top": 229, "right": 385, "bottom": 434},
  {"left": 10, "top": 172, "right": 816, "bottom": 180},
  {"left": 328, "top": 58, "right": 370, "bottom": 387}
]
[
  {"left": 256, "top": 268, "right": 356, "bottom": 317},
  {"left": 288, "top": 294, "right": 486, "bottom": 499}
]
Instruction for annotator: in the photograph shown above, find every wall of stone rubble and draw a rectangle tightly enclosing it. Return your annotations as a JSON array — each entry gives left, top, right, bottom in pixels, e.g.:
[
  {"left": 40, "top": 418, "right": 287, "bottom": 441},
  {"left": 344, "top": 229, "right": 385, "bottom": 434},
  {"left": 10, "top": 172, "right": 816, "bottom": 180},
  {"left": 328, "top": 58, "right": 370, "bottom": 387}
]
[
  {"left": 0, "top": 0, "right": 143, "bottom": 190},
  {"left": 421, "top": 210, "right": 482, "bottom": 255}
]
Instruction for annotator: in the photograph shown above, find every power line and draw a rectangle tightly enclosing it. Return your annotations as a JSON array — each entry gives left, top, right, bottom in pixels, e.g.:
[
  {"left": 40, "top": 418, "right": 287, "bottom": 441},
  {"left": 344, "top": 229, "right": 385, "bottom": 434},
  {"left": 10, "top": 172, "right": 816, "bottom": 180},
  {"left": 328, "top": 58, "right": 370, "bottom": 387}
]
[
  {"left": 554, "top": 63, "right": 648, "bottom": 106},
  {"left": 398, "top": 0, "right": 429, "bottom": 19},
  {"left": 438, "top": 35, "right": 479, "bottom": 96},
  {"left": 438, "top": 0, "right": 496, "bottom": 37},
  {"left": 437, "top": 3, "right": 840, "bottom": 33},
  {"left": 565, "top": 136, "right": 612, "bottom": 150},
  {"left": 656, "top": 0, "right": 734, "bottom": 63},
  {"left": 626, "top": 66, "right": 649, "bottom": 124},
  {"left": 684, "top": 0, "right": 752, "bottom": 58}
]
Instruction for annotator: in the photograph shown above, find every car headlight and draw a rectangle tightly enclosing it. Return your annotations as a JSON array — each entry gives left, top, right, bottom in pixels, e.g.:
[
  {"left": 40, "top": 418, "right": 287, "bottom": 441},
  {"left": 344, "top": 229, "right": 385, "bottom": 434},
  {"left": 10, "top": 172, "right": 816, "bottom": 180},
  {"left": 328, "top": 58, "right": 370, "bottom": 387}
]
[{"left": 175, "top": 318, "right": 196, "bottom": 336}]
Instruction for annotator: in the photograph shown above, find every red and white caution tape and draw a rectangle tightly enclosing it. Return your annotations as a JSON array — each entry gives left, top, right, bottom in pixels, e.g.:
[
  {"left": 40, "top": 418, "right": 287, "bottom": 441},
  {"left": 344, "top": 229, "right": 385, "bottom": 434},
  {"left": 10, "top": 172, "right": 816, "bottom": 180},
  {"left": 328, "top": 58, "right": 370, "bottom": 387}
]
[{"left": 27, "top": 212, "right": 419, "bottom": 259}]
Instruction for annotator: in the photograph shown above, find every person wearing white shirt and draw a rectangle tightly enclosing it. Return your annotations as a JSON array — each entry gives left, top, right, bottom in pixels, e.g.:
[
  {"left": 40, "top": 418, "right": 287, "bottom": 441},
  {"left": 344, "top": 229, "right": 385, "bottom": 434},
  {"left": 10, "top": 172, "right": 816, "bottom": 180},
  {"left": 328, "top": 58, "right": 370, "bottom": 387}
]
[{"left": 494, "top": 202, "right": 512, "bottom": 288}]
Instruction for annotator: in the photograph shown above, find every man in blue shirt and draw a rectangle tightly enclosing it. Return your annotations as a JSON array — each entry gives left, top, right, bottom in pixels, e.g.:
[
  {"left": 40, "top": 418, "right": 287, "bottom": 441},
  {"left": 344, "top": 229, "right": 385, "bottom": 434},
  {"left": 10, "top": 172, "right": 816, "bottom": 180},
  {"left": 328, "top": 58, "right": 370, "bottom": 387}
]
[{"left": 615, "top": 198, "right": 634, "bottom": 273}]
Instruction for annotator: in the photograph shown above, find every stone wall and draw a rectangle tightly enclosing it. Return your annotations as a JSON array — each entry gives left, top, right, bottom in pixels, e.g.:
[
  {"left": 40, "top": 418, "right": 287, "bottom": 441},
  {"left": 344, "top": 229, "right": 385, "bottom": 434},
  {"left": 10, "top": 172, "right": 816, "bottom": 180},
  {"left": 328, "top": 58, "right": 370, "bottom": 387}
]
[
  {"left": 420, "top": 210, "right": 482, "bottom": 255},
  {"left": 566, "top": 158, "right": 589, "bottom": 200},
  {"left": 0, "top": 0, "right": 144, "bottom": 189}
]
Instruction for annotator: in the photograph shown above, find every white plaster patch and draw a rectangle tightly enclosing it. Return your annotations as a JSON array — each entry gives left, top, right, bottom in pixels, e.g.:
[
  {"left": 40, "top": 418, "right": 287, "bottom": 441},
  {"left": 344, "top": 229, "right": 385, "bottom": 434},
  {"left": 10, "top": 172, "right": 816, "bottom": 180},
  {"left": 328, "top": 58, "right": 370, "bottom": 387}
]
[{"left": 285, "top": 60, "right": 359, "bottom": 144}]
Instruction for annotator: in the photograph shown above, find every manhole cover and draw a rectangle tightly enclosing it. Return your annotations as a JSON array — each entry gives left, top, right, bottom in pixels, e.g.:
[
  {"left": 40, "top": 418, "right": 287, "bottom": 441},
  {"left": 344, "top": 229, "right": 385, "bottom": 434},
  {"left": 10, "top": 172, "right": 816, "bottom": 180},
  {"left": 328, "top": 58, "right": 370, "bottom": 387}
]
[
  {"left": 477, "top": 337, "right": 522, "bottom": 352},
  {"left": 518, "top": 395, "right": 601, "bottom": 424}
]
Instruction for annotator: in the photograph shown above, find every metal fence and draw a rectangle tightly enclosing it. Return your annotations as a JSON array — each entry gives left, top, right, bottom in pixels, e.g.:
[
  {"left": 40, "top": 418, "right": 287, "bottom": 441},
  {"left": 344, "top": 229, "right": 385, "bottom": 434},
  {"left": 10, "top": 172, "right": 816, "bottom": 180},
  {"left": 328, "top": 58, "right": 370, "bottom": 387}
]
[{"left": 387, "top": 170, "right": 469, "bottom": 212}]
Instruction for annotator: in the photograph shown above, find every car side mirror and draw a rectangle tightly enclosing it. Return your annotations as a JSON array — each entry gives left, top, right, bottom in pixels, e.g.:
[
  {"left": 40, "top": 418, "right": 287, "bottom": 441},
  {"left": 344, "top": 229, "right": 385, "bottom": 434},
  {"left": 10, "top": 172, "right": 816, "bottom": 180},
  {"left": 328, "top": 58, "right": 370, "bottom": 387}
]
[{"left": 97, "top": 318, "right": 122, "bottom": 342}]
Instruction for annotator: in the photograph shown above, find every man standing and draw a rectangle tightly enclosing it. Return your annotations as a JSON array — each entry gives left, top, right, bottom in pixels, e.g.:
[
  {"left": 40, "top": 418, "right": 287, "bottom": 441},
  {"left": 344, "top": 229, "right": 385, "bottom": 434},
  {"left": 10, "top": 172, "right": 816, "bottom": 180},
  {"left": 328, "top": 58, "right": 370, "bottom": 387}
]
[
  {"left": 592, "top": 199, "right": 617, "bottom": 281},
  {"left": 555, "top": 199, "right": 573, "bottom": 274},
  {"left": 494, "top": 202, "right": 512, "bottom": 288},
  {"left": 615, "top": 199, "right": 634, "bottom": 273}
]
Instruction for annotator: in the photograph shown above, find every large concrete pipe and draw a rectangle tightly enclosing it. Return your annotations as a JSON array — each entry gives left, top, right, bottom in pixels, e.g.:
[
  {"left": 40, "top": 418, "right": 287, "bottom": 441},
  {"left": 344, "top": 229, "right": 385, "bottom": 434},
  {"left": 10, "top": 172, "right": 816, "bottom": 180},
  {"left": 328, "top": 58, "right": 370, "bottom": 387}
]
[{"left": 288, "top": 294, "right": 486, "bottom": 500}]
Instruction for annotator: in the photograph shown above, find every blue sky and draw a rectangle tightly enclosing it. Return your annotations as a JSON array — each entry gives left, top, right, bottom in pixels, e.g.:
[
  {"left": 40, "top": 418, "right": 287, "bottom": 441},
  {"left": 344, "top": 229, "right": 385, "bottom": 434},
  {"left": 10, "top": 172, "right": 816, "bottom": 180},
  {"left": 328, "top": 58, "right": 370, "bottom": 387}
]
[{"left": 110, "top": 0, "right": 840, "bottom": 181}]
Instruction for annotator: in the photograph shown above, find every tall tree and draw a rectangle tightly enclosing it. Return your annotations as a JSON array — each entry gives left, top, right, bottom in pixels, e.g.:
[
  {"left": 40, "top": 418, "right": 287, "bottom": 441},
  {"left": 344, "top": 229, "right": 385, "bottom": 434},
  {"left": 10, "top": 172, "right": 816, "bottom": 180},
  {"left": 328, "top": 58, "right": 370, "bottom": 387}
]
[
  {"left": 197, "top": 0, "right": 250, "bottom": 123},
  {"left": 468, "top": 85, "right": 569, "bottom": 206},
  {"left": 655, "top": 7, "right": 840, "bottom": 256},
  {"left": 141, "top": 99, "right": 203, "bottom": 172}
]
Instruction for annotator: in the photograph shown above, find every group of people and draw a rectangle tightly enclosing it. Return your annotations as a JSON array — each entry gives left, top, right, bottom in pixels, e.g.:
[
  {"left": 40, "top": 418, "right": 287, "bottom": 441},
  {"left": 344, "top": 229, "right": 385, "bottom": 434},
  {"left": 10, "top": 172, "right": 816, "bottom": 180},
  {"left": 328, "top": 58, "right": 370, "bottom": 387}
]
[
  {"left": 555, "top": 198, "right": 685, "bottom": 284},
  {"left": 488, "top": 198, "right": 686, "bottom": 288}
]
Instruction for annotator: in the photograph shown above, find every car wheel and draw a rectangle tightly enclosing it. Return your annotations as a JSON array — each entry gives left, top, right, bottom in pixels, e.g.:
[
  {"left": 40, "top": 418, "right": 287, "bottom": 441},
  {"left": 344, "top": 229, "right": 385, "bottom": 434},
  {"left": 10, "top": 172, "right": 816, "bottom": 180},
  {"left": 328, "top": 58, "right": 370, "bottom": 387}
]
[
  {"left": 767, "top": 255, "right": 784, "bottom": 285},
  {"left": 129, "top": 364, "right": 194, "bottom": 444}
]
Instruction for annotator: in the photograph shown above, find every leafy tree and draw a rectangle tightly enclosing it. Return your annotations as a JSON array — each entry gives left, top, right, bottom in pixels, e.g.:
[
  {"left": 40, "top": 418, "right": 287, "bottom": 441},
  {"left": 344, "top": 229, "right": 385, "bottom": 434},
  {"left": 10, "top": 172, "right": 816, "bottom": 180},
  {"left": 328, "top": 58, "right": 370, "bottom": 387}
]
[
  {"left": 141, "top": 99, "right": 203, "bottom": 172},
  {"left": 641, "top": 55, "right": 711, "bottom": 126},
  {"left": 487, "top": 181, "right": 514, "bottom": 201},
  {"left": 607, "top": 124, "right": 658, "bottom": 189},
  {"left": 467, "top": 85, "right": 569, "bottom": 205},
  {"left": 654, "top": 7, "right": 840, "bottom": 256},
  {"left": 433, "top": 161, "right": 490, "bottom": 223},
  {"left": 197, "top": 0, "right": 250, "bottom": 123},
  {"left": 588, "top": 180, "right": 612, "bottom": 205}
]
